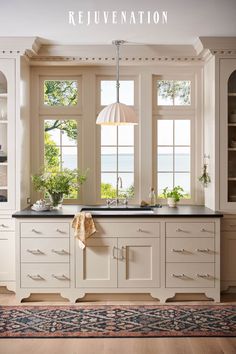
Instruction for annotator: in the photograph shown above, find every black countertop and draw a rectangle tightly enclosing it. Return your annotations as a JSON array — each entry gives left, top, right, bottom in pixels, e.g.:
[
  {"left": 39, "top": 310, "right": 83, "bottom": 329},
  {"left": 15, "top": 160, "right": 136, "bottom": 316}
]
[{"left": 12, "top": 205, "right": 223, "bottom": 218}]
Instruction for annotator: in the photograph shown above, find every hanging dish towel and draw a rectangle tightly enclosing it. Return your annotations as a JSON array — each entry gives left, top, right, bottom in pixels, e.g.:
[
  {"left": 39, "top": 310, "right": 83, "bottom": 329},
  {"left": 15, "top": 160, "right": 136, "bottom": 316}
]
[{"left": 72, "top": 212, "right": 96, "bottom": 249}]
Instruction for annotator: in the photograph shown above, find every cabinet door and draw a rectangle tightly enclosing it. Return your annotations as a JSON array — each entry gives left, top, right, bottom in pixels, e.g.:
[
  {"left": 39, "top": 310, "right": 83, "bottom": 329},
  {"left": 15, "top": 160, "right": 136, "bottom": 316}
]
[
  {"left": 221, "top": 232, "right": 236, "bottom": 282},
  {"left": 0, "top": 59, "right": 16, "bottom": 210},
  {"left": 76, "top": 238, "right": 117, "bottom": 288},
  {"left": 118, "top": 238, "right": 160, "bottom": 288},
  {"left": 0, "top": 232, "right": 15, "bottom": 281}
]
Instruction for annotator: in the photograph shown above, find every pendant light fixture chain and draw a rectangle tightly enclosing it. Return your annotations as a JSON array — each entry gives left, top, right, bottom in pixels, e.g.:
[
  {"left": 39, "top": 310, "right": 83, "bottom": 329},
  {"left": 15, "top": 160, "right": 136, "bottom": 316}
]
[{"left": 112, "top": 40, "right": 126, "bottom": 104}]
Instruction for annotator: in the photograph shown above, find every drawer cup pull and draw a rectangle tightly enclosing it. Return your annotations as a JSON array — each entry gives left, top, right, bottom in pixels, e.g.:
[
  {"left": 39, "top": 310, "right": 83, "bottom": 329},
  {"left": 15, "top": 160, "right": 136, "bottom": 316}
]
[
  {"left": 27, "top": 249, "right": 44, "bottom": 255},
  {"left": 51, "top": 249, "right": 68, "bottom": 255},
  {"left": 171, "top": 248, "right": 185, "bottom": 253},
  {"left": 197, "top": 273, "right": 211, "bottom": 278},
  {"left": 31, "top": 229, "right": 41, "bottom": 234},
  {"left": 172, "top": 274, "right": 185, "bottom": 278},
  {"left": 27, "top": 274, "right": 45, "bottom": 281},
  {"left": 56, "top": 229, "right": 66, "bottom": 234},
  {"left": 196, "top": 248, "right": 210, "bottom": 253},
  {"left": 52, "top": 274, "right": 69, "bottom": 281}
]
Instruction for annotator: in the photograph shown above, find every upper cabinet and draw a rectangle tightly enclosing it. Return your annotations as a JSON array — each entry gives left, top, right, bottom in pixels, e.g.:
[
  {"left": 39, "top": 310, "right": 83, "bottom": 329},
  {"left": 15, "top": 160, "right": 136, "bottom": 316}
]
[
  {"left": 0, "top": 59, "right": 16, "bottom": 210},
  {"left": 219, "top": 59, "right": 236, "bottom": 211}
]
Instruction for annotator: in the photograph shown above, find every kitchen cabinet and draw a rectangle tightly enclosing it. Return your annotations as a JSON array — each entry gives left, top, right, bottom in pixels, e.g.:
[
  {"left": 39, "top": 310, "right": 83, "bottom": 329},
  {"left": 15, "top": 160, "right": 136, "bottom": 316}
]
[
  {"left": 221, "top": 216, "right": 236, "bottom": 291},
  {"left": 14, "top": 214, "right": 221, "bottom": 303},
  {"left": 219, "top": 59, "right": 236, "bottom": 211},
  {"left": 76, "top": 236, "right": 159, "bottom": 289}
]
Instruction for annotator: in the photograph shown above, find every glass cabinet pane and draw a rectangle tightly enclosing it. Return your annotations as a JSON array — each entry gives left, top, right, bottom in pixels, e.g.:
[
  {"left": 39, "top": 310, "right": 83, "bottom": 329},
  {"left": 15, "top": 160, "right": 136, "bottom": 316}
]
[{"left": 0, "top": 71, "right": 8, "bottom": 203}]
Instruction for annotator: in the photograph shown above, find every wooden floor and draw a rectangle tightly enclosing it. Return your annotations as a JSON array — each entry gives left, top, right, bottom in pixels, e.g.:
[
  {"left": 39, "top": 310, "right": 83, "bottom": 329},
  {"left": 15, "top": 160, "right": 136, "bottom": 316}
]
[{"left": 0, "top": 290, "right": 236, "bottom": 354}]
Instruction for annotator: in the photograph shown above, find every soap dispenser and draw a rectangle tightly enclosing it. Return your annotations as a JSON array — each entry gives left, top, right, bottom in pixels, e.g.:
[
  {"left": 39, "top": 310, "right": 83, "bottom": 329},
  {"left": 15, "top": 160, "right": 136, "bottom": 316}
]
[{"left": 149, "top": 187, "right": 156, "bottom": 206}]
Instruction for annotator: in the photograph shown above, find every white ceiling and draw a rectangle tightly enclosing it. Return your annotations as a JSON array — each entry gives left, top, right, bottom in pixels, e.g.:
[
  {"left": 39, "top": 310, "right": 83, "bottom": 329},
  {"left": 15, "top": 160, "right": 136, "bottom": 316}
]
[{"left": 0, "top": 0, "right": 235, "bottom": 45}]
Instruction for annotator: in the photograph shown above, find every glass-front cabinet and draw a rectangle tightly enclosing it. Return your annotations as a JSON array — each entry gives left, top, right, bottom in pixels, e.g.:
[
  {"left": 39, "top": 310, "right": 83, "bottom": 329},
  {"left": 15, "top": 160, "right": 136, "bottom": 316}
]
[
  {"left": 220, "top": 59, "right": 236, "bottom": 211},
  {"left": 0, "top": 59, "right": 15, "bottom": 210}
]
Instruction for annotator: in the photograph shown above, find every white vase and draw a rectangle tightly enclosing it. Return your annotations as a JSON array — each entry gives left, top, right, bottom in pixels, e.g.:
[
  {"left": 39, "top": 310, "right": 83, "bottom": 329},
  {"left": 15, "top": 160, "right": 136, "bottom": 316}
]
[{"left": 167, "top": 197, "right": 177, "bottom": 208}]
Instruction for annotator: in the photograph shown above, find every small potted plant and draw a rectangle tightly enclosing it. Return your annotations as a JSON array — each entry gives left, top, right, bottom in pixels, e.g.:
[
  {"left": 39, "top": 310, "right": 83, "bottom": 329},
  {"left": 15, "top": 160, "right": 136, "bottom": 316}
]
[
  {"left": 32, "top": 168, "right": 87, "bottom": 208},
  {"left": 162, "top": 186, "right": 184, "bottom": 207}
]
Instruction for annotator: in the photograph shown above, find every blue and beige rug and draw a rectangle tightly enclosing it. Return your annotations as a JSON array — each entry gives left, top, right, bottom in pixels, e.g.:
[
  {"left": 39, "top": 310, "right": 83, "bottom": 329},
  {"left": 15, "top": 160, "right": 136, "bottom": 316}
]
[{"left": 0, "top": 305, "right": 235, "bottom": 338}]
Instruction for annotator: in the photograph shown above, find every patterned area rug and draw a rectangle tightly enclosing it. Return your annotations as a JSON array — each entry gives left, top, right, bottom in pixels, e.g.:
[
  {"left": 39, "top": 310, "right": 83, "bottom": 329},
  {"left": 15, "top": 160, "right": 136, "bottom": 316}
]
[{"left": 0, "top": 305, "right": 236, "bottom": 338}]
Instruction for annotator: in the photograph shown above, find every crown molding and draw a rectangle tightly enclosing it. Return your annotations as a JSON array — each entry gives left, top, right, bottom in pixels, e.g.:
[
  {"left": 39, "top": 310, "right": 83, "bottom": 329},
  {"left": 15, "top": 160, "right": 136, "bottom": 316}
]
[
  {"left": 0, "top": 37, "right": 42, "bottom": 56},
  {"left": 196, "top": 37, "right": 236, "bottom": 56}
]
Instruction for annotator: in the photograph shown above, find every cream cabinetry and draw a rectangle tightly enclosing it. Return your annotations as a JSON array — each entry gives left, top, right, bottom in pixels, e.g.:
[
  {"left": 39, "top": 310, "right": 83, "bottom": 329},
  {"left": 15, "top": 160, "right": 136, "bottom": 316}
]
[
  {"left": 16, "top": 220, "right": 73, "bottom": 300},
  {"left": 221, "top": 216, "right": 236, "bottom": 291},
  {"left": 0, "top": 60, "right": 17, "bottom": 291},
  {"left": 219, "top": 58, "right": 236, "bottom": 211},
  {"left": 15, "top": 216, "right": 221, "bottom": 303}
]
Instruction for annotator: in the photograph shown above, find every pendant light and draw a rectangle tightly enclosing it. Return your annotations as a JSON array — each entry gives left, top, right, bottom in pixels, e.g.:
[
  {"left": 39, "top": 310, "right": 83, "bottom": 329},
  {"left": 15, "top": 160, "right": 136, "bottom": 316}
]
[{"left": 96, "top": 40, "right": 138, "bottom": 125}]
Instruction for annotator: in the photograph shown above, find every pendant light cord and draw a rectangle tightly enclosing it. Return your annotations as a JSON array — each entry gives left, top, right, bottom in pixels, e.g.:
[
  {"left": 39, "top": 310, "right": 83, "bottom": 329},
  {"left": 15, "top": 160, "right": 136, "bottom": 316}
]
[
  {"left": 116, "top": 42, "right": 120, "bottom": 103},
  {"left": 113, "top": 40, "right": 125, "bottom": 104}
]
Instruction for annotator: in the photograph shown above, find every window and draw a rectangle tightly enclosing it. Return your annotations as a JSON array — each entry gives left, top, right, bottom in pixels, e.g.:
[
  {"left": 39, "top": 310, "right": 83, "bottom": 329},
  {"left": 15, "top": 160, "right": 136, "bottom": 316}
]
[
  {"left": 38, "top": 76, "right": 82, "bottom": 202},
  {"left": 101, "top": 125, "right": 134, "bottom": 199},
  {"left": 44, "top": 80, "right": 78, "bottom": 106},
  {"left": 98, "top": 78, "right": 137, "bottom": 201},
  {"left": 154, "top": 75, "right": 196, "bottom": 203},
  {"left": 157, "top": 80, "right": 191, "bottom": 106},
  {"left": 157, "top": 119, "right": 191, "bottom": 198},
  {"left": 44, "top": 119, "right": 78, "bottom": 199}
]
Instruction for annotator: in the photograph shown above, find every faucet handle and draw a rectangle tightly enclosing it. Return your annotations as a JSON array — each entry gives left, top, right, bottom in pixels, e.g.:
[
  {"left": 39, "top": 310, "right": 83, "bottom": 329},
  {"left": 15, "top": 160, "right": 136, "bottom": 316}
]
[
  {"left": 106, "top": 199, "right": 111, "bottom": 207},
  {"left": 123, "top": 196, "right": 128, "bottom": 207}
]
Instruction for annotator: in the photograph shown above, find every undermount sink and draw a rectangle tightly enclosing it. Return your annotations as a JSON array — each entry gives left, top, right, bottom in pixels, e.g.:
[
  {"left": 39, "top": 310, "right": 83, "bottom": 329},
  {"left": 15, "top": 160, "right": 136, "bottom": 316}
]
[{"left": 81, "top": 207, "right": 155, "bottom": 215}]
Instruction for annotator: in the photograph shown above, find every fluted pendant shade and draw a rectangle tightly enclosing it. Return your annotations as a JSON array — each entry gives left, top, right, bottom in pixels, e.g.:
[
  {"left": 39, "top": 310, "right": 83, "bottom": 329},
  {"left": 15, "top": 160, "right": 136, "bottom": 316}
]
[
  {"left": 96, "top": 40, "right": 138, "bottom": 125},
  {"left": 96, "top": 102, "right": 138, "bottom": 125}
]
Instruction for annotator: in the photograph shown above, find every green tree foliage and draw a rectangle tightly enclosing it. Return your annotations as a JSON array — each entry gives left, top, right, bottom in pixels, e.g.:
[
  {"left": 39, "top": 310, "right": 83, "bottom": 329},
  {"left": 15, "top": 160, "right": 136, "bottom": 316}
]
[
  {"left": 158, "top": 80, "right": 190, "bottom": 105},
  {"left": 44, "top": 80, "right": 78, "bottom": 106}
]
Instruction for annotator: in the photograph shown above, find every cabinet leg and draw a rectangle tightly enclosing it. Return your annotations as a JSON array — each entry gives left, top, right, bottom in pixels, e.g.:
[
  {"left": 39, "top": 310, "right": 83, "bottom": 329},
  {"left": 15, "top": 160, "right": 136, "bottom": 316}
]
[
  {"left": 150, "top": 291, "right": 167, "bottom": 303},
  {"left": 205, "top": 290, "right": 221, "bottom": 303}
]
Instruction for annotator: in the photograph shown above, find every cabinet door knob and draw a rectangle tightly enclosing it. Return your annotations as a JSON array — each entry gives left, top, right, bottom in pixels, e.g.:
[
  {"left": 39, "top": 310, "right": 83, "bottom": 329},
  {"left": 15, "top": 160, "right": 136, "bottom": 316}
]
[
  {"left": 171, "top": 248, "right": 185, "bottom": 253},
  {"left": 27, "top": 274, "right": 45, "bottom": 280},
  {"left": 51, "top": 274, "right": 70, "bottom": 281}
]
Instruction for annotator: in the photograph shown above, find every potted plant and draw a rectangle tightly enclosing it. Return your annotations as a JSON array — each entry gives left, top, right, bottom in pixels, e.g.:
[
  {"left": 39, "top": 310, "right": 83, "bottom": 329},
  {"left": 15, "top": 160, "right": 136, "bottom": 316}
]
[
  {"left": 32, "top": 168, "right": 87, "bottom": 208},
  {"left": 162, "top": 186, "right": 184, "bottom": 207}
]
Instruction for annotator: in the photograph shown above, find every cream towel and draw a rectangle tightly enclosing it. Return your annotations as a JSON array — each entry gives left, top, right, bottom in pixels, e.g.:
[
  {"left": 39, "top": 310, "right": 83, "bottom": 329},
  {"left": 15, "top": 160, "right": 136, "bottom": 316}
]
[{"left": 72, "top": 212, "right": 96, "bottom": 249}]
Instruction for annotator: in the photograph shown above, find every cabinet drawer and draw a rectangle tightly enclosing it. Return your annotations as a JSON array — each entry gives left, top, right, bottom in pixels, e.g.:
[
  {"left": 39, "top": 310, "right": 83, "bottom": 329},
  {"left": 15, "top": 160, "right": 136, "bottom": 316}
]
[
  {"left": 221, "top": 219, "right": 236, "bottom": 231},
  {"left": 21, "top": 238, "right": 70, "bottom": 263},
  {"left": 21, "top": 222, "right": 70, "bottom": 237},
  {"left": 166, "top": 263, "right": 215, "bottom": 288},
  {"left": 0, "top": 218, "right": 15, "bottom": 232},
  {"left": 166, "top": 222, "right": 214, "bottom": 237},
  {"left": 166, "top": 238, "right": 215, "bottom": 262},
  {"left": 21, "top": 263, "right": 70, "bottom": 288},
  {"left": 95, "top": 222, "right": 160, "bottom": 238}
]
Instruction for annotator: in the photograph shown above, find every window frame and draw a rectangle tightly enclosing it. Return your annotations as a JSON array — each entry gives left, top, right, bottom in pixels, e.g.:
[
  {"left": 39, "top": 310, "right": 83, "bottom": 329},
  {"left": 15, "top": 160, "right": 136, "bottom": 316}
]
[
  {"left": 39, "top": 116, "right": 83, "bottom": 204},
  {"left": 153, "top": 74, "right": 197, "bottom": 205},
  {"left": 96, "top": 75, "right": 139, "bottom": 204},
  {"left": 37, "top": 75, "right": 83, "bottom": 204}
]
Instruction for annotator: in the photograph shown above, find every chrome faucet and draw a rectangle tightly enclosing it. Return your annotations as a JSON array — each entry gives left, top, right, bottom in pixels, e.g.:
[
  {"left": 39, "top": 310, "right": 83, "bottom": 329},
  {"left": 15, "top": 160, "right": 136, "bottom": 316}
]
[{"left": 106, "top": 176, "right": 128, "bottom": 207}]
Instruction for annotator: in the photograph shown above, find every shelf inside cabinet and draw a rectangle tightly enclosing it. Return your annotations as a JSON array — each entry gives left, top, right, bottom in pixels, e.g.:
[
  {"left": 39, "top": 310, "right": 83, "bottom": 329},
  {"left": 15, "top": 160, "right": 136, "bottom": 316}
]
[
  {"left": 228, "top": 93, "right": 236, "bottom": 97},
  {"left": 0, "top": 120, "right": 7, "bottom": 124},
  {"left": 0, "top": 93, "right": 7, "bottom": 98}
]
